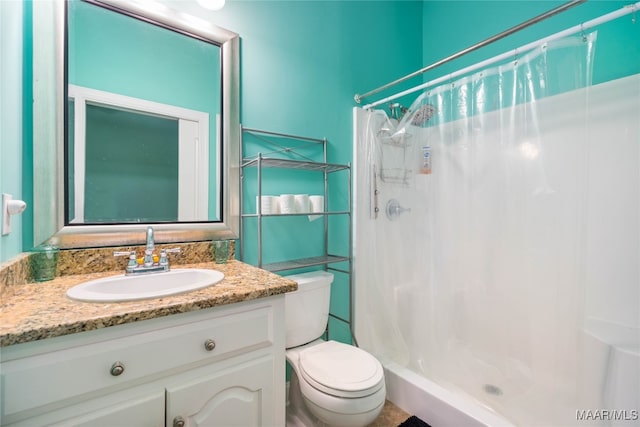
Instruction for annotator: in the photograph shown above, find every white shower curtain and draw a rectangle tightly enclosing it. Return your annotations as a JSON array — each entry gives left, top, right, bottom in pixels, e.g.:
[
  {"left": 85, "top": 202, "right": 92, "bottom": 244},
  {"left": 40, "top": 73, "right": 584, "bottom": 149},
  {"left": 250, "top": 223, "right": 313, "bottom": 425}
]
[{"left": 351, "top": 32, "right": 639, "bottom": 426}]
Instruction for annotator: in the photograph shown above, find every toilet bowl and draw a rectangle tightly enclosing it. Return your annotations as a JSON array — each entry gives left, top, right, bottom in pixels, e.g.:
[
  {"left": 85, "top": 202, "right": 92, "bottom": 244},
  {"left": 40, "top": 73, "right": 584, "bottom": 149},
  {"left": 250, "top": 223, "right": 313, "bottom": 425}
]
[
  {"left": 287, "top": 339, "right": 386, "bottom": 426},
  {"left": 284, "top": 271, "right": 386, "bottom": 427}
]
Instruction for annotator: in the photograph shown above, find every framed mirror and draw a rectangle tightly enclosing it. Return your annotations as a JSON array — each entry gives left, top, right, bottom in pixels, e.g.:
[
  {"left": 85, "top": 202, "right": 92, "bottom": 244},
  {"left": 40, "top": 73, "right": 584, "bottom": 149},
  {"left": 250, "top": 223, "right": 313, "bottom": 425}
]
[{"left": 32, "top": 0, "right": 240, "bottom": 248}]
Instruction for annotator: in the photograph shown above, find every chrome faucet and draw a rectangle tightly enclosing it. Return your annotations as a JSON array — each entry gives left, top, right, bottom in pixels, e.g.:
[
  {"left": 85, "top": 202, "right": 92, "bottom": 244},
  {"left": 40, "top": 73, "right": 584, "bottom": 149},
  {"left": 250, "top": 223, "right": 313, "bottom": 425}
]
[
  {"left": 144, "top": 226, "right": 155, "bottom": 267},
  {"left": 114, "top": 226, "right": 180, "bottom": 275},
  {"left": 146, "top": 226, "right": 155, "bottom": 252}
]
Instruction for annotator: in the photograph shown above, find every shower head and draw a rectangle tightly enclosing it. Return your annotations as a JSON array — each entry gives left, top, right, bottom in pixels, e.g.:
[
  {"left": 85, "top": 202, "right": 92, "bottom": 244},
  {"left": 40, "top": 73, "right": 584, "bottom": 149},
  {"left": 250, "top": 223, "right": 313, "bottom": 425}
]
[{"left": 409, "top": 103, "right": 437, "bottom": 127}]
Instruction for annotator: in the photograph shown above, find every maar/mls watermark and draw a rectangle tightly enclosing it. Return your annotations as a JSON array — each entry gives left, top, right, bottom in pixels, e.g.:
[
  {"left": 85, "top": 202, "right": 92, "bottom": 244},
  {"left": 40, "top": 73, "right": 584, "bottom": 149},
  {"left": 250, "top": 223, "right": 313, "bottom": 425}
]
[{"left": 576, "top": 409, "right": 639, "bottom": 422}]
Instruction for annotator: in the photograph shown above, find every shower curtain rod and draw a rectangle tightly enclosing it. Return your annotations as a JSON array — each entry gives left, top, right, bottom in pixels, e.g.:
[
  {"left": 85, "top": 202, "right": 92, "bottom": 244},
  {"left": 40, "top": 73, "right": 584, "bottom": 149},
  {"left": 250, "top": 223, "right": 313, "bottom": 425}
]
[
  {"left": 354, "top": 0, "right": 586, "bottom": 104},
  {"left": 361, "top": 1, "right": 639, "bottom": 110},
  {"left": 355, "top": 0, "right": 590, "bottom": 104}
]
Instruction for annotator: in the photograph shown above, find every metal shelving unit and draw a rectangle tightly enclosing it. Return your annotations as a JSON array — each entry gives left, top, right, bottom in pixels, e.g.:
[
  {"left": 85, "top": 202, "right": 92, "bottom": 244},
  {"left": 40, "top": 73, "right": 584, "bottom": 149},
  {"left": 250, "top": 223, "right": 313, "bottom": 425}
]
[{"left": 239, "top": 126, "right": 353, "bottom": 340}]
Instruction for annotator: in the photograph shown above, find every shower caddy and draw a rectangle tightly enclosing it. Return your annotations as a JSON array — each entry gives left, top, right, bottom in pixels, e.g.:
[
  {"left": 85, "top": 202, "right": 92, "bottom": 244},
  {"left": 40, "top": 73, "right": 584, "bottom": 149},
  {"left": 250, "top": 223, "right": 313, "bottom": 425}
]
[{"left": 239, "top": 126, "right": 353, "bottom": 338}]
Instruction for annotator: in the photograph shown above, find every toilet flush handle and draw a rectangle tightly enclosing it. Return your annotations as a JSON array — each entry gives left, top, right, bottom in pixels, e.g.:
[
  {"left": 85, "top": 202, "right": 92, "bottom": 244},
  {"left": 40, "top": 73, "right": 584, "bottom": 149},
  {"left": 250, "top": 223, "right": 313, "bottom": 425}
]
[{"left": 173, "top": 416, "right": 185, "bottom": 427}]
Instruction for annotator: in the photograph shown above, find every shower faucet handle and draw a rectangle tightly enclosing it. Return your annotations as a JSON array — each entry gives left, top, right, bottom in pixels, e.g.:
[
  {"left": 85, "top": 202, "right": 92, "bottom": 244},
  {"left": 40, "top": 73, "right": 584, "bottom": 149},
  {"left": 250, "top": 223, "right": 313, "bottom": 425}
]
[{"left": 386, "top": 199, "right": 411, "bottom": 221}]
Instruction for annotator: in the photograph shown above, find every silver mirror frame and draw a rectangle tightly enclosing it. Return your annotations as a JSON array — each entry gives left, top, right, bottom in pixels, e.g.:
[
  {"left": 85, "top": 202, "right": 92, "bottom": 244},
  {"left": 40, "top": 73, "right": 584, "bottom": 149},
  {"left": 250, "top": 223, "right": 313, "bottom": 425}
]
[{"left": 33, "top": 0, "right": 240, "bottom": 248}]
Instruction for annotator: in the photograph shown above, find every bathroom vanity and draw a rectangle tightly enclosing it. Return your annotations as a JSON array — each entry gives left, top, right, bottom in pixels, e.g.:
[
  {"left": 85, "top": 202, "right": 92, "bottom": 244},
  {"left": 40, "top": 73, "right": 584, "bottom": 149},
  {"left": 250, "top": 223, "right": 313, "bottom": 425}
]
[{"left": 0, "top": 261, "right": 296, "bottom": 426}]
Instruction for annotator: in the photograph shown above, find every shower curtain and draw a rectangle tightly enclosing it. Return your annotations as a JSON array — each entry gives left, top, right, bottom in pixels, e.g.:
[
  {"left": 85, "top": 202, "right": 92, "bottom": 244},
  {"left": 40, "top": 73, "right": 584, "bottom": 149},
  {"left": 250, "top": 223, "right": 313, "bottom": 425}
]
[{"left": 354, "top": 32, "right": 640, "bottom": 426}]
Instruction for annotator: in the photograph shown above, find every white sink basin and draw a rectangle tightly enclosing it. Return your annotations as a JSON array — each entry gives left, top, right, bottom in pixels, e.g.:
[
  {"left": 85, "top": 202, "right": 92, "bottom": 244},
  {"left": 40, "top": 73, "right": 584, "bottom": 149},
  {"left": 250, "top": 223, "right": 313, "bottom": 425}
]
[{"left": 66, "top": 268, "right": 224, "bottom": 302}]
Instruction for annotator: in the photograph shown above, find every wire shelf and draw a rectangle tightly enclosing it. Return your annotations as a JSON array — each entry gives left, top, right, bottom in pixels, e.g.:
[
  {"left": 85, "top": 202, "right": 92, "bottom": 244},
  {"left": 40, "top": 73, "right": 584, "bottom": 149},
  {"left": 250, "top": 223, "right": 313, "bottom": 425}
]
[
  {"left": 264, "top": 255, "right": 350, "bottom": 273},
  {"left": 242, "top": 157, "right": 350, "bottom": 173},
  {"left": 241, "top": 211, "right": 350, "bottom": 218}
]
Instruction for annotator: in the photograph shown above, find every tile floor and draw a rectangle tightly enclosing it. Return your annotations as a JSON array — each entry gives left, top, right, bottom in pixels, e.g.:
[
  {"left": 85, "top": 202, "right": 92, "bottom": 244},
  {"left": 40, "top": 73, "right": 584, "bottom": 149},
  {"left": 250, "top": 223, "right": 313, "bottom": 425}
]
[{"left": 368, "top": 400, "right": 410, "bottom": 427}]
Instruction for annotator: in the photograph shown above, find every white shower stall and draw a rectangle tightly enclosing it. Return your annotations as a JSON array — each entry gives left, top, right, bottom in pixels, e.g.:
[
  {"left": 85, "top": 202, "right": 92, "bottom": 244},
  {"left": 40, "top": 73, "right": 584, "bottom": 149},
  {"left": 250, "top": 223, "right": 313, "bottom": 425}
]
[{"left": 353, "top": 29, "right": 639, "bottom": 427}]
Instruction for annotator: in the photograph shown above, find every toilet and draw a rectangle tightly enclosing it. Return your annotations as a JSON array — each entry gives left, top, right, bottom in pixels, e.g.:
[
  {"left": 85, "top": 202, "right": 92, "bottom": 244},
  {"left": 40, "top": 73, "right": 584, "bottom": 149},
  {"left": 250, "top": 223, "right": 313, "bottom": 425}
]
[{"left": 284, "top": 271, "right": 386, "bottom": 427}]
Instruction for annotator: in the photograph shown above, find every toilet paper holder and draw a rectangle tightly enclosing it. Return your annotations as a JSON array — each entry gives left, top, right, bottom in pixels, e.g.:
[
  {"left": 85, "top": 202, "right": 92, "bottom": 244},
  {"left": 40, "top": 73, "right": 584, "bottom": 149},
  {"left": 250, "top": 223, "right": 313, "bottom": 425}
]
[{"left": 2, "top": 193, "right": 27, "bottom": 235}]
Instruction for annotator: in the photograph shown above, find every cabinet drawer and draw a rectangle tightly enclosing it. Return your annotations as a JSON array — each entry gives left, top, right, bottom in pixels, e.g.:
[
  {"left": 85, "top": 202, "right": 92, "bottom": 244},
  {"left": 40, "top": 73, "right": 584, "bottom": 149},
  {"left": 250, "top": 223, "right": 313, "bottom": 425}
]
[{"left": 1, "top": 304, "right": 274, "bottom": 419}]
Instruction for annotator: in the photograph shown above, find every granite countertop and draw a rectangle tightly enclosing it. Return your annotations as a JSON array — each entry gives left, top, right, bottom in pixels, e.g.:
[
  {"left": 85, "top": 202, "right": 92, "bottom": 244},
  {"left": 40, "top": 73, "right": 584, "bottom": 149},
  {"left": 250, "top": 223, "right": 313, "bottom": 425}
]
[{"left": 0, "top": 261, "right": 297, "bottom": 348}]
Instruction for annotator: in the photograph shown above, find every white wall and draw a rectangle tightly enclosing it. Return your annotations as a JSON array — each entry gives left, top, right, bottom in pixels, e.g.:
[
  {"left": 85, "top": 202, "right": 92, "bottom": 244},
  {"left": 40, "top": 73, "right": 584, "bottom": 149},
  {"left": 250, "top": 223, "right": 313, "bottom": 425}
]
[{"left": 583, "top": 75, "right": 640, "bottom": 329}]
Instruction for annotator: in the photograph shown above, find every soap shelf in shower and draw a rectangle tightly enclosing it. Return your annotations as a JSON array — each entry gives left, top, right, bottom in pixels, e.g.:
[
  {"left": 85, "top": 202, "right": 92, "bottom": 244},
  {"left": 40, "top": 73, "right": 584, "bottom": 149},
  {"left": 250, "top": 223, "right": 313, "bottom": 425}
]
[
  {"left": 380, "top": 167, "right": 414, "bottom": 185},
  {"left": 378, "top": 133, "right": 414, "bottom": 186},
  {"left": 378, "top": 134, "right": 413, "bottom": 147}
]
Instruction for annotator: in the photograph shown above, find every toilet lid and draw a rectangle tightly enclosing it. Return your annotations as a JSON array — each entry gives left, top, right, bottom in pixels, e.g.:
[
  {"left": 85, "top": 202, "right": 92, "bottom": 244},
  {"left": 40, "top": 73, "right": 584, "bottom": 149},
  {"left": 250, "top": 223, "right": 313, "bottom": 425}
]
[{"left": 299, "top": 341, "right": 384, "bottom": 398}]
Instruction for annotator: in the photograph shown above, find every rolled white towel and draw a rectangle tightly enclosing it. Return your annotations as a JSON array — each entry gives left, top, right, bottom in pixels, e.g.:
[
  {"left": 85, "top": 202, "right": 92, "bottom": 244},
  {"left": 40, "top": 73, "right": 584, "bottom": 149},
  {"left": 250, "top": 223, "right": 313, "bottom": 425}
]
[
  {"left": 279, "top": 194, "right": 296, "bottom": 214},
  {"left": 308, "top": 195, "right": 324, "bottom": 221}
]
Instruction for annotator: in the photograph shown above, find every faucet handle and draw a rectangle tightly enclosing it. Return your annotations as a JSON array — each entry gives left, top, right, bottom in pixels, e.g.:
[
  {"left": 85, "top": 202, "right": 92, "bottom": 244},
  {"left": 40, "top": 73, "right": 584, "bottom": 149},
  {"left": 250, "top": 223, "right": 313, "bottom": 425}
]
[
  {"left": 114, "top": 251, "right": 138, "bottom": 272},
  {"left": 159, "top": 250, "right": 169, "bottom": 266},
  {"left": 159, "top": 248, "right": 180, "bottom": 268}
]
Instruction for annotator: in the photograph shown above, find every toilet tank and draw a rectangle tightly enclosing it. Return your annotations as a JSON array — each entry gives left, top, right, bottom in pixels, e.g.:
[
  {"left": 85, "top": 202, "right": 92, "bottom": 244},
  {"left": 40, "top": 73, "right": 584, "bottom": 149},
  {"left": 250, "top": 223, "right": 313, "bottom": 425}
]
[{"left": 284, "top": 271, "right": 334, "bottom": 348}]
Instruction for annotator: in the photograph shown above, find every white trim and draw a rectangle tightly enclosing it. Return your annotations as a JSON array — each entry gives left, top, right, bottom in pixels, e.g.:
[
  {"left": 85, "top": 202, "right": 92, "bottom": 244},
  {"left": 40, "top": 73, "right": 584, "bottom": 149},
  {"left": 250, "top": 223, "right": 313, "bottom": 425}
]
[
  {"left": 178, "top": 118, "right": 209, "bottom": 221},
  {"left": 214, "top": 113, "right": 221, "bottom": 219},
  {"left": 68, "top": 84, "right": 209, "bottom": 222},
  {"left": 71, "top": 89, "right": 86, "bottom": 223}
]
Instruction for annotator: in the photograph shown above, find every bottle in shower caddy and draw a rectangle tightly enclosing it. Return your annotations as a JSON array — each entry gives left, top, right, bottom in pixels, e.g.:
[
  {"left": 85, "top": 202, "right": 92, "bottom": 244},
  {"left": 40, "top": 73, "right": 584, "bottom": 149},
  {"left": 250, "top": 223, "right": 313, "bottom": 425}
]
[{"left": 420, "top": 145, "right": 432, "bottom": 174}]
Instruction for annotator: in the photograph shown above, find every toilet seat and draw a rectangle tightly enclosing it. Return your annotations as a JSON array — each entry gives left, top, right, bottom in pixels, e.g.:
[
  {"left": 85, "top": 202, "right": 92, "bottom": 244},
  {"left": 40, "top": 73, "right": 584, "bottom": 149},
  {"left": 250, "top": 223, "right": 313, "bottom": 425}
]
[{"left": 298, "top": 341, "right": 384, "bottom": 398}]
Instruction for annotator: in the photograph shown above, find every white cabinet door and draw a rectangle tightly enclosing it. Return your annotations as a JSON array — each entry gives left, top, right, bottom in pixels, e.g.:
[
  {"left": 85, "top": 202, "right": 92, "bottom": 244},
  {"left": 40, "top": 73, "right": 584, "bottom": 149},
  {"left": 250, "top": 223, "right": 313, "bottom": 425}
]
[
  {"left": 7, "top": 388, "right": 165, "bottom": 427},
  {"left": 166, "top": 357, "right": 276, "bottom": 427},
  {"left": 55, "top": 391, "right": 165, "bottom": 427}
]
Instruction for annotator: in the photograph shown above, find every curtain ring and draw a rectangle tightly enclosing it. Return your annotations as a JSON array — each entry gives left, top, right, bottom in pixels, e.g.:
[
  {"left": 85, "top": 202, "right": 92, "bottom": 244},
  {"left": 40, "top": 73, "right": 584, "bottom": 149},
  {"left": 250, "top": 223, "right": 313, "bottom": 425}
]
[
  {"left": 580, "top": 23, "right": 587, "bottom": 42},
  {"left": 632, "top": 4, "right": 637, "bottom": 24},
  {"left": 513, "top": 48, "right": 518, "bottom": 66}
]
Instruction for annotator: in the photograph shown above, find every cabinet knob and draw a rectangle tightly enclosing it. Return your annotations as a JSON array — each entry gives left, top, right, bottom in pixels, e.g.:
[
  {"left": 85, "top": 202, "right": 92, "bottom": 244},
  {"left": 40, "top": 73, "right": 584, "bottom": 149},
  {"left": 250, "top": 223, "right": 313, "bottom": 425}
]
[
  {"left": 204, "top": 339, "right": 216, "bottom": 351},
  {"left": 110, "top": 361, "right": 125, "bottom": 376},
  {"left": 173, "top": 416, "right": 185, "bottom": 427}
]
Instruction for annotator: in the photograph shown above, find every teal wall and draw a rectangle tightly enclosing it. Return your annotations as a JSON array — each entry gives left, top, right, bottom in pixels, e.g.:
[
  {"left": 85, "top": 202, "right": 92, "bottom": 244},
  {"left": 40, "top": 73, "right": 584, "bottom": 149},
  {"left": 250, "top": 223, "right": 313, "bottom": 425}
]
[
  {"left": 193, "top": 0, "right": 425, "bottom": 342},
  {"left": 177, "top": 0, "right": 425, "bottom": 162},
  {"left": 0, "top": 1, "right": 24, "bottom": 262}
]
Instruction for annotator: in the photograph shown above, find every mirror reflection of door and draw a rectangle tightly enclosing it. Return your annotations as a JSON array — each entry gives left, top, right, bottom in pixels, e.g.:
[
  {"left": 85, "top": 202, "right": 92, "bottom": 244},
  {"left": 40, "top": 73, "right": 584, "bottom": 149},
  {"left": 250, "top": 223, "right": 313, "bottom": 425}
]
[
  {"left": 83, "top": 104, "right": 178, "bottom": 223},
  {"left": 68, "top": 85, "right": 209, "bottom": 224},
  {"left": 67, "top": 0, "right": 221, "bottom": 224}
]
